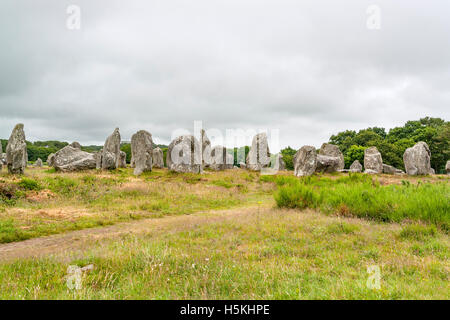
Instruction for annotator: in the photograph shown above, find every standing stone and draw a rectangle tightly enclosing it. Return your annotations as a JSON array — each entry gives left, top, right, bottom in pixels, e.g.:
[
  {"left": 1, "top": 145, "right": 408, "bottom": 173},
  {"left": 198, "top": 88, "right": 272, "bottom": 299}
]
[
  {"left": 119, "top": 151, "right": 127, "bottom": 168},
  {"left": 246, "top": 133, "right": 271, "bottom": 171},
  {"left": 225, "top": 153, "right": 234, "bottom": 169},
  {"left": 319, "top": 143, "right": 344, "bottom": 171},
  {"left": 209, "top": 146, "right": 228, "bottom": 171},
  {"left": 101, "top": 128, "right": 121, "bottom": 170},
  {"left": 382, "top": 164, "right": 404, "bottom": 175},
  {"left": 239, "top": 162, "right": 246, "bottom": 169},
  {"left": 364, "top": 147, "right": 383, "bottom": 174},
  {"left": 166, "top": 135, "right": 202, "bottom": 173},
  {"left": 47, "top": 153, "right": 55, "bottom": 167},
  {"left": 35, "top": 158, "right": 43, "bottom": 167},
  {"left": 6, "top": 124, "right": 28, "bottom": 174},
  {"left": 349, "top": 160, "right": 363, "bottom": 173},
  {"left": 201, "top": 129, "right": 212, "bottom": 168},
  {"left": 0, "top": 143, "right": 2, "bottom": 170},
  {"left": 403, "top": 142, "right": 434, "bottom": 175},
  {"left": 52, "top": 145, "right": 96, "bottom": 172},
  {"left": 131, "top": 130, "right": 153, "bottom": 176},
  {"left": 273, "top": 154, "right": 286, "bottom": 171},
  {"left": 294, "top": 146, "right": 317, "bottom": 177},
  {"left": 446, "top": 160, "right": 450, "bottom": 175},
  {"left": 152, "top": 147, "right": 164, "bottom": 169}
]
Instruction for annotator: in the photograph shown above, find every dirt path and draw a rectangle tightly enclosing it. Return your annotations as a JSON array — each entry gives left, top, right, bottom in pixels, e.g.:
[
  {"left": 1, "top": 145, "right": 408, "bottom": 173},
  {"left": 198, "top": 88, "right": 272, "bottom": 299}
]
[{"left": 0, "top": 204, "right": 272, "bottom": 263}]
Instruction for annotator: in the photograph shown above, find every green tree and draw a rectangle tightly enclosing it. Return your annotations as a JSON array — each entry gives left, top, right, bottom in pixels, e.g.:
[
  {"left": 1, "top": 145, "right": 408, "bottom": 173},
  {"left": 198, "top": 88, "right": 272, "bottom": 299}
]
[
  {"left": 344, "top": 145, "right": 366, "bottom": 168},
  {"left": 280, "top": 146, "right": 297, "bottom": 170}
]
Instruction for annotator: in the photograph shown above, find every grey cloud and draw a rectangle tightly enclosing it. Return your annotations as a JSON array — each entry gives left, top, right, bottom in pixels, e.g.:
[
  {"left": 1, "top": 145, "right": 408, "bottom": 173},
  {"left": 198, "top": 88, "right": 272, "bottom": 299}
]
[{"left": 0, "top": 0, "right": 449, "bottom": 150}]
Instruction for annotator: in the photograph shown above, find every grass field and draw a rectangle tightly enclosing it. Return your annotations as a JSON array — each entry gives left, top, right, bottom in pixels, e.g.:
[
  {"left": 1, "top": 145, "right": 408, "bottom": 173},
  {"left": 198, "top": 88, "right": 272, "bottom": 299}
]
[{"left": 0, "top": 167, "right": 448, "bottom": 299}]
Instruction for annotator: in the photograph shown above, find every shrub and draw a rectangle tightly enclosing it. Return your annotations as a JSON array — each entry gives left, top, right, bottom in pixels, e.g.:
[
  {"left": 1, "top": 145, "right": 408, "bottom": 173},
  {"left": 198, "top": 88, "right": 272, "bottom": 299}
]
[{"left": 17, "top": 178, "right": 42, "bottom": 191}]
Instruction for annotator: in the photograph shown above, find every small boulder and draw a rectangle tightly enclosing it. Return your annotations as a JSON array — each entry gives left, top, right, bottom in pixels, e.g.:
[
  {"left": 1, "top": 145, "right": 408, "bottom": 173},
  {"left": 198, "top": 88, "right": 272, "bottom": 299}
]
[
  {"left": 239, "top": 162, "right": 246, "bottom": 169},
  {"left": 403, "top": 142, "right": 434, "bottom": 175},
  {"left": 382, "top": 164, "right": 404, "bottom": 175},
  {"left": 294, "top": 146, "right": 317, "bottom": 177},
  {"left": 446, "top": 160, "right": 450, "bottom": 175},
  {"left": 101, "top": 128, "right": 121, "bottom": 170},
  {"left": 319, "top": 143, "right": 344, "bottom": 171},
  {"left": 35, "top": 158, "right": 43, "bottom": 167},
  {"left": 364, "top": 147, "right": 383, "bottom": 174},
  {"left": 6, "top": 124, "right": 28, "bottom": 174},
  {"left": 316, "top": 155, "right": 342, "bottom": 173},
  {"left": 152, "top": 147, "right": 164, "bottom": 169},
  {"left": 167, "top": 135, "right": 202, "bottom": 173},
  {"left": 349, "top": 160, "right": 362, "bottom": 173},
  {"left": 53, "top": 145, "right": 96, "bottom": 172},
  {"left": 246, "top": 133, "right": 271, "bottom": 171},
  {"left": 94, "top": 149, "right": 103, "bottom": 170},
  {"left": 131, "top": 130, "right": 153, "bottom": 176}
]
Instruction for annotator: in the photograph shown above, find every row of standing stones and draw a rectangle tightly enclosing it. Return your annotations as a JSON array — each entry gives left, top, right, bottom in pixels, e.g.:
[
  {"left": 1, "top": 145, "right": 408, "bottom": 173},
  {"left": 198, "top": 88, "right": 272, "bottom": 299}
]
[{"left": 1, "top": 124, "right": 449, "bottom": 176}]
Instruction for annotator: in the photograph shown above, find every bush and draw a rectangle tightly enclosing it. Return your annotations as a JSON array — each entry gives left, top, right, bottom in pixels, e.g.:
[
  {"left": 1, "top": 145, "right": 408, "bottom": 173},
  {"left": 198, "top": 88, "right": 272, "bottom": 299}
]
[{"left": 17, "top": 178, "right": 42, "bottom": 191}]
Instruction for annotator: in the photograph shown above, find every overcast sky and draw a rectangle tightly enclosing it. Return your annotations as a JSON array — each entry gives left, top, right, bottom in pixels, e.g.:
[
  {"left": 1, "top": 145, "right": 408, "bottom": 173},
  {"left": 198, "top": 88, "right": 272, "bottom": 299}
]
[{"left": 0, "top": 0, "right": 449, "bottom": 150}]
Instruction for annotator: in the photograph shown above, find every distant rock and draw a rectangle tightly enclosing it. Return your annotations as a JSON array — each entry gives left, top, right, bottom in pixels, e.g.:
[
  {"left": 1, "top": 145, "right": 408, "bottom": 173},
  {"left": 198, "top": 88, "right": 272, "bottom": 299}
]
[
  {"left": 294, "top": 146, "right": 317, "bottom": 177},
  {"left": 201, "top": 129, "right": 212, "bottom": 168},
  {"left": 94, "top": 149, "right": 103, "bottom": 170},
  {"left": 239, "top": 162, "right": 246, "bottom": 169},
  {"left": 319, "top": 143, "right": 344, "bottom": 171},
  {"left": 403, "top": 142, "right": 434, "bottom": 175},
  {"left": 35, "top": 158, "right": 43, "bottom": 167},
  {"left": 273, "top": 154, "right": 286, "bottom": 171},
  {"left": 118, "top": 151, "right": 127, "bottom": 168},
  {"left": 167, "top": 135, "right": 202, "bottom": 173},
  {"left": 364, "top": 147, "right": 383, "bottom": 174},
  {"left": 246, "top": 133, "right": 271, "bottom": 171},
  {"left": 53, "top": 145, "right": 96, "bottom": 172},
  {"left": 152, "top": 147, "right": 164, "bottom": 169},
  {"left": 101, "top": 128, "right": 121, "bottom": 170},
  {"left": 0, "top": 143, "right": 2, "bottom": 170},
  {"left": 316, "top": 155, "right": 342, "bottom": 173},
  {"left": 131, "top": 130, "right": 153, "bottom": 176},
  {"left": 47, "top": 153, "right": 55, "bottom": 167},
  {"left": 382, "top": 164, "right": 404, "bottom": 175},
  {"left": 349, "top": 160, "right": 362, "bottom": 173},
  {"left": 6, "top": 124, "right": 28, "bottom": 174},
  {"left": 209, "top": 146, "right": 233, "bottom": 171},
  {"left": 69, "top": 142, "right": 82, "bottom": 149},
  {"left": 446, "top": 160, "right": 450, "bottom": 175}
]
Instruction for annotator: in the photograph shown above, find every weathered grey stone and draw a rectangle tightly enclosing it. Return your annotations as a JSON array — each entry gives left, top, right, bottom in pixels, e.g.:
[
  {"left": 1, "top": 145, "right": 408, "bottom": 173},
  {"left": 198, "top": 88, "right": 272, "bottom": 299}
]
[
  {"left": 430, "top": 168, "right": 435, "bottom": 175},
  {"left": 209, "top": 146, "right": 232, "bottom": 171},
  {"left": 6, "top": 124, "right": 28, "bottom": 174},
  {"left": 349, "top": 160, "right": 363, "bottom": 173},
  {"left": 382, "top": 164, "right": 404, "bottom": 175},
  {"left": 47, "top": 153, "right": 55, "bottom": 167},
  {"left": 35, "top": 158, "right": 43, "bottom": 167},
  {"left": 446, "top": 160, "right": 450, "bottom": 175},
  {"left": 246, "top": 133, "right": 271, "bottom": 171},
  {"left": 319, "top": 143, "right": 344, "bottom": 171},
  {"left": 131, "top": 130, "right": 153, "bottom": 176},
  {"left": 53, "top": 145, "right": 96, "bottom": 172},
  {"left": 273, "top": 154, "right": 286, "bottom": 171},
  {"left": 0, "top": 144, "right": 2, "bottom": 170},
  {"left": 152, "top": 147, "right": 164, "bottom": 169},
  {"left": 167, "top": 135, "right": 202, "bottom": 173},
  {"left": 364, "top": 147, "right": 383, "bottom": 174},
  {"left": 294, "top": 146, "right": 317, "bottom": 177},
  {"left": 94, "top": 149, "right": 103, "bottom": 170},
  {"left": 201, "top": 129, "right": 212, "bottom": 168},
  {"left": 316, "top": 155, "right": 342, "bottom": 173},
  {"left": 101, "top": 128, "right": 121, "bottom": 170},
  {"left": 403, "top": 142, "right": 433, "bottom": 175},
  {"left": 119, "top": 151, "right": 127, "bottom": 168},
  {"left": 225, "top": 153, "right": 234, "bottom": 169},
  {"left": 69, "top": 142, "right": 82, "bottom": 149},
  {"left": 1, "top": 153, "right": 6, "bottom": 166},
  {"left": 239, "top": 162, "right": 246, "bottom": 169}
]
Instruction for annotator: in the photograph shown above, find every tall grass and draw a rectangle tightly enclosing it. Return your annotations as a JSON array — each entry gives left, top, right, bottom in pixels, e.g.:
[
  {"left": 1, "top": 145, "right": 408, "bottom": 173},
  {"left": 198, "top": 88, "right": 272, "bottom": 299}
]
[{"left": 272, "top": 174, "right": 449, "bottom": 231}]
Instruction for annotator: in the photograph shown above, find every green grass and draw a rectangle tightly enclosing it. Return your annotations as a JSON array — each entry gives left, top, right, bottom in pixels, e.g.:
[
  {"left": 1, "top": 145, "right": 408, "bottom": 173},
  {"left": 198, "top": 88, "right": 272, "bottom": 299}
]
[
  {"left": 0, "top": 209, "right": 447, "bottom": 299},
  {"left": 270, "top": 174, "right": 450, "bottom": 231}
]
